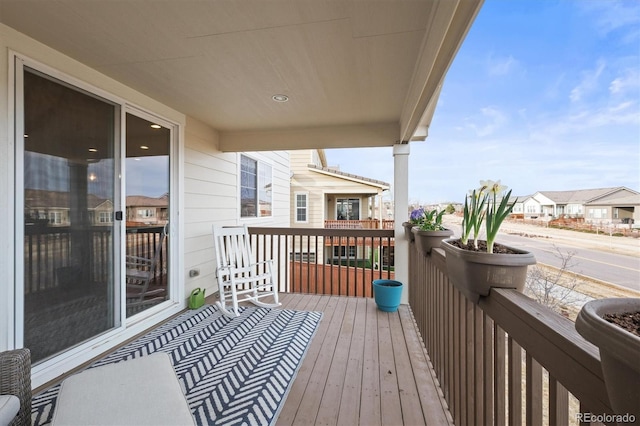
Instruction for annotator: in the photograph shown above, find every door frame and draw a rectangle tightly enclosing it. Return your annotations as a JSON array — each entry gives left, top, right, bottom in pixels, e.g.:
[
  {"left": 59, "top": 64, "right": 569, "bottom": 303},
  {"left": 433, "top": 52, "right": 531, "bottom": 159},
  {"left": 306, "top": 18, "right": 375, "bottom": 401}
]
[{"left": 11, "top": 52, "right": 185, "bottom": 388}]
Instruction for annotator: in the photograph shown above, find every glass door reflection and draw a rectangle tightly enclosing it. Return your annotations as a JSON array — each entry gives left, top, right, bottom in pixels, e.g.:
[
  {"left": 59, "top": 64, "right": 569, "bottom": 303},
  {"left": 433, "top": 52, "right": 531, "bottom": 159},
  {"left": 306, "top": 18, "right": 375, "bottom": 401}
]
[
  {"left": 125, "top": 113, "right": 170, "bottom": 317},
  {"left": 23, "top": 68, "right": 118, "bottom": 363}
]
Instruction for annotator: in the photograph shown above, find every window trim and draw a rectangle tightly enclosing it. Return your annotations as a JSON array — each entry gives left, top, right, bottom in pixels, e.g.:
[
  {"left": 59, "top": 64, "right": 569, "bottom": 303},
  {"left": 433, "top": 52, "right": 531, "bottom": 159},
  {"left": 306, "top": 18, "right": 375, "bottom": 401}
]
[
  {"left": 239, "top": 154, "right": 273, "bottom": 219},
  {"left": 294, "top": 192, "right": 309, "bottom": 223}
]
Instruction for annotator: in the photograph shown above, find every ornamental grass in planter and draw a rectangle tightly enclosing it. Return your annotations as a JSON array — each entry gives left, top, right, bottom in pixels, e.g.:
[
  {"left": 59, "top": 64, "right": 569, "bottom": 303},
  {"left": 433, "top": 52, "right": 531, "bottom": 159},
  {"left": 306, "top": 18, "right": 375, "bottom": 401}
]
[
  {"left": 442, "top": 180, "right": 536, "bottom": 302},
  {"left": 410, "top": 209, "right": 453, "bottom": 255},
  {"left": 575, "top": 298, "right": 640, "bottom": 420}
]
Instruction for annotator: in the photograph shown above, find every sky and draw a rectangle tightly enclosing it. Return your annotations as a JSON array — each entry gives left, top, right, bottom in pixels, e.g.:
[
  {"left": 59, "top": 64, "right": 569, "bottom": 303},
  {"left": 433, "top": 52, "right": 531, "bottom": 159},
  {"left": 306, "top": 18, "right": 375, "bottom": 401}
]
[{"left": 324, "top": 0, "right": 640, "bottom": 205}]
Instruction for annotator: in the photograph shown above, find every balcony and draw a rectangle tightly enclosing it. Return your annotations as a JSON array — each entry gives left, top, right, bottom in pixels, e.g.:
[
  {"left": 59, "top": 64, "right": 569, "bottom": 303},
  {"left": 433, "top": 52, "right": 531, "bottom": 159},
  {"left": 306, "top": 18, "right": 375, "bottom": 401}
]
[
  {"left": 27, "top": 226, "right": 614, "bottom": 425},
  {"left": 247, "top": 227, "right": 614, "bottom": 425},
  {"left": 324, "top": 219, "right": 395, "bottom": 229}
]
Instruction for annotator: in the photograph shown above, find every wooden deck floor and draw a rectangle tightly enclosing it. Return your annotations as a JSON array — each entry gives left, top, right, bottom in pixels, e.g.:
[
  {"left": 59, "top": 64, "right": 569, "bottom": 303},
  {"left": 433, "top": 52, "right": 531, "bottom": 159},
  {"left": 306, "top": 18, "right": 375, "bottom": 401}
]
[{"left": 272, "top": 293, "right": 453, "bottom": 426}]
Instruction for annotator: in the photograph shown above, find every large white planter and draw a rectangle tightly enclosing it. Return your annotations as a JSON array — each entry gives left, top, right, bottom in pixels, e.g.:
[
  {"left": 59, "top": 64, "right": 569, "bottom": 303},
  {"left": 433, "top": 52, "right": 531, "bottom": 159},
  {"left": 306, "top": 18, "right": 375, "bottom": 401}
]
[
  {"left": 441, "top": 238, "right": 536, "bottom": 302},
  {"left": 575, "top": 298, "right": 640, "bottom": 420}
]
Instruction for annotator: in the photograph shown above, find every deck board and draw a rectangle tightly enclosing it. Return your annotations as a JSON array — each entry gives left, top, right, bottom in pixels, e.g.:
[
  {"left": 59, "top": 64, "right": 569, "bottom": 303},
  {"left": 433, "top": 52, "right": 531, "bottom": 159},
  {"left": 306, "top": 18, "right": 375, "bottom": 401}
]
[
  {"left": 225, "top": 292, "right": 452, "bottom": 426},
  {"left": 336, "top": 297, "right": 366, "bottom": 426}
]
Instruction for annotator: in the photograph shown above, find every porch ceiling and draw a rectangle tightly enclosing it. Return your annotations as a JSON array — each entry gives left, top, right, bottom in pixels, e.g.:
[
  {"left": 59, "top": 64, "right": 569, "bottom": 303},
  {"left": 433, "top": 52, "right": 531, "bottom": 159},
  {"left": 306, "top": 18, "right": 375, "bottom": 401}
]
[{"left": 0, "top": 0, "right": 482, "bottom": 151}]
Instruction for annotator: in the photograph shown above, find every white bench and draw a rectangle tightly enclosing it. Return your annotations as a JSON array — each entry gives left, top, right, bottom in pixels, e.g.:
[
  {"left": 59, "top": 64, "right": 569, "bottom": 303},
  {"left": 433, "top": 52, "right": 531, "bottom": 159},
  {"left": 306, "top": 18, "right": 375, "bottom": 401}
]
[{"left": 52, "top": 352, "right": 194, "bottom": 425}]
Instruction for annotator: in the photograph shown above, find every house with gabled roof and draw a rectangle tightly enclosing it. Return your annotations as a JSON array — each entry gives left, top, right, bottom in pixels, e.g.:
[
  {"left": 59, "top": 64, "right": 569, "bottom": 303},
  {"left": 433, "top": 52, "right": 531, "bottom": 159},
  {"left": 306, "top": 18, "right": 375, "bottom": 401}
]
[
  {"left": 583, "top": 188, "right": 640, "bottom": 224},
  {"left": 290, "top": 149, "right": 390, "bottom": 229},
  {"left": 531, "top": 186, "right": 640, "bottom": 221},
  {"left": 290, "top": 149, "right": 392, "bottom": 266}
]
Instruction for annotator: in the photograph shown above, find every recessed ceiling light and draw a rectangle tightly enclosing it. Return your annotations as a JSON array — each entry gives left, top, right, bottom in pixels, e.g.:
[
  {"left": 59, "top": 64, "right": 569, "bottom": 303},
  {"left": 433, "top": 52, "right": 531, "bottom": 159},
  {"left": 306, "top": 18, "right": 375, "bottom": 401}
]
[
  {"left": 150, "top": 124, "right": 162, "bottom": 129},
  {"left": 88, "top": 148, "right": 98, "bottom": 152},
  {"left": 272, "top": 94, "right": 289, "bottom": 102},
  {"left": 140, "top": 145, "right": 149, "bottom": 150}
]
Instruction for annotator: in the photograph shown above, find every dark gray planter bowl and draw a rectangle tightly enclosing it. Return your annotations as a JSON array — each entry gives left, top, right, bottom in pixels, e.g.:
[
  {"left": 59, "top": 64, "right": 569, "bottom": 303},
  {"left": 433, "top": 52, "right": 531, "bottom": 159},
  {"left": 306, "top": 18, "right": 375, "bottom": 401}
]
[
  {"left": 402, "top": 222, "right": 415, "bottom": 242},
  {"left": 575, "top": 298, "right": 640, "bottom": 420},
  {"left": 412, "top": 227, "right": 454, "bottom": 255},
  {"left": 441, "top": 238, "right": 536, "bottom": 303}
]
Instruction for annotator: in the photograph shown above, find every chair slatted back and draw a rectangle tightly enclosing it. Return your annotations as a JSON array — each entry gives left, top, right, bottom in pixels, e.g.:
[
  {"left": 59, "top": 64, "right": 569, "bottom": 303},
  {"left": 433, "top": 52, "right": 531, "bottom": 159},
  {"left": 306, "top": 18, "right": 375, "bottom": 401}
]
[{"left": 213, "top": 225, "right": 254, "bottom": 277}]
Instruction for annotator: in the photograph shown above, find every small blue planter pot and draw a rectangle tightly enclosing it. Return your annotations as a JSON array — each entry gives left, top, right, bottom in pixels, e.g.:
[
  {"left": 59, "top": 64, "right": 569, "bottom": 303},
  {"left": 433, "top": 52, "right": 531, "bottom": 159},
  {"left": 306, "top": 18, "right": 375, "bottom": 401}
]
[{"left": 372, "top": 279, "right": 404, "bottom": 312}]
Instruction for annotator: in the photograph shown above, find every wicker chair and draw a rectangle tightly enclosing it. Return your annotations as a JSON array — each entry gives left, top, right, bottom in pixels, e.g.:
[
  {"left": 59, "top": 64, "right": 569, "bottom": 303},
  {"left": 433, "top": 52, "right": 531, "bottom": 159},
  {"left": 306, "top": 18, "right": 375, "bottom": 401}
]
[{"left": 0, "top": 349, "right": 31, "bottom": 426}]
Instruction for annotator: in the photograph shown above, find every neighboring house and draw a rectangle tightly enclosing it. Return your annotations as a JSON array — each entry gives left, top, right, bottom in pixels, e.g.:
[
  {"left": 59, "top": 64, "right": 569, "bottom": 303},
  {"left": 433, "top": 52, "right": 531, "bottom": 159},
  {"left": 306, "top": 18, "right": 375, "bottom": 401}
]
[
  {"left": 24, "top": 189, "right": 114, "bottom": 226},
  {"left": 290, "top": 149, "right": 390, "bottom": 228},
  {"left": 126, "top": 194, "right": 169, "bottom": 226},
  {"left": 510, "top": 195, "right": 542, "bottom": 218},
  {"left": 289, "top": 149, "right": 391, "bottom": 265},
  {"left": 0, "top": 3, "right": 481, "bottom": 388},
  {"left": 529, "top": 187, "right": 640, "bottom": 222},
  {"left": 584, "top": 191, "right": 640, "bottom": 225}
]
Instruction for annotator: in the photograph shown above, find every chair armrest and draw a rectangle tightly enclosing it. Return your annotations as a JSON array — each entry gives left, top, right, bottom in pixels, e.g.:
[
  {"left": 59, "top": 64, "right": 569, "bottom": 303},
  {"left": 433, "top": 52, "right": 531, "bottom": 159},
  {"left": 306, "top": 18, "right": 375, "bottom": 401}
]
[{"left": 0, "top": 349, "right": 31, "bottom": 426}]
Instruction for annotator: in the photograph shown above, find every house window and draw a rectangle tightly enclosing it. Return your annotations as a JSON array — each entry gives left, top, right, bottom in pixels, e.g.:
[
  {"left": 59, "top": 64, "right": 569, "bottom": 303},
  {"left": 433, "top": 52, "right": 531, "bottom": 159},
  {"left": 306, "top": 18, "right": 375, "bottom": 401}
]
[
  {"left": 290, "top": 252, "right": 316, "bottom": 262},
  {"left": 295, "top": 193, "right": 308, "bottom": 222},
  {"left": 333, "top": 245, "right": 356, "bottom": 258},
  {"left": 48, "top": 211, "right": 62, "bottom": 224},
  {"left": 138, "top": 209, "right": 153, "bottom": 218},
  {"left": 99, "top": 211, "right": 113, "bottom": 223},
  {"left": 241, "top": 155, "right": 272, "bottom": 218},
  {"left": 336, "top": 198, "right": 360, "bottom": 220}
]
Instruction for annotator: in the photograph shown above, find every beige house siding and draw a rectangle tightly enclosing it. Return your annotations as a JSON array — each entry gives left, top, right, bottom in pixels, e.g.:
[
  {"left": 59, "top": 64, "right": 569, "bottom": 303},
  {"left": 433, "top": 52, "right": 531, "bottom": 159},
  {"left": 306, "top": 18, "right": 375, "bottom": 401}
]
[
  {"left": 289, "top": 151, "right": 326, "bottom": 228},
  {"left": 184, "top": 118, "right": 291, "bottom": 298}
]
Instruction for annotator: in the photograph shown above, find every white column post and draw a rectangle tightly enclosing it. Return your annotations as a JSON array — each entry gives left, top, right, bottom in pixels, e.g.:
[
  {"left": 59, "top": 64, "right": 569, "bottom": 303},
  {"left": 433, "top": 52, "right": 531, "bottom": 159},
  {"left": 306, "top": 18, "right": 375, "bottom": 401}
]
[{"left": 393, "top": 143, "right": 410, "bottom": 304}]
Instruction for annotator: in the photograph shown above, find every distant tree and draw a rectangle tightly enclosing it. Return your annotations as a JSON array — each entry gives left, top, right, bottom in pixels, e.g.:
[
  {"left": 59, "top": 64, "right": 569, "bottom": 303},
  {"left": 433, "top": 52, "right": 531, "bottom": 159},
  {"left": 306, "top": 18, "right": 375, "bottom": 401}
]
[{"left": 525, "top": 245, "right": 582, "bottom": 317}]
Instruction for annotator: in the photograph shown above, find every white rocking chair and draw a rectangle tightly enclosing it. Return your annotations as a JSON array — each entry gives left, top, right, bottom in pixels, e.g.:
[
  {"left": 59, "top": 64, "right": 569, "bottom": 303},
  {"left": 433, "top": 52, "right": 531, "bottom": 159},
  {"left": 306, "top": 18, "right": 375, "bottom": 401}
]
[{"left": 212, "top": 225, "right": 280, "bottom": 317}]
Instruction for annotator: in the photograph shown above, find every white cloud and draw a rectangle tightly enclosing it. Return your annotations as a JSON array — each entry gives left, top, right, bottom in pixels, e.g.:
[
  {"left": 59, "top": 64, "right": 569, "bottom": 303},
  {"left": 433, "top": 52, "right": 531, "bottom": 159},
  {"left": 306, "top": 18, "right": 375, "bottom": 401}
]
[
  {"left": 487, "top": 55, "right": 518, "bottom": 76},
  {"left": 467, "top": 107, "right": 507, "bottom": 137},
  {"left": 609, "top": 67, "right": 640, "bottom": 95},
  {"left": 570, "top": 60, "right": 606, "bottom": 102},
  {"left": 581, "top": 0, "right": 640, "bottom": 41}
]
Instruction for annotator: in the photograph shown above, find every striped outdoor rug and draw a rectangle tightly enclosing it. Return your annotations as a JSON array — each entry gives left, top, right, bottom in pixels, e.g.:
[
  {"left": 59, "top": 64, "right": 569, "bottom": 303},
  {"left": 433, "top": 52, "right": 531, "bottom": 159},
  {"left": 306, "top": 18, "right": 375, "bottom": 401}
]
[{"left": 31, "top": 304, "right": 322, "bottom": 425}]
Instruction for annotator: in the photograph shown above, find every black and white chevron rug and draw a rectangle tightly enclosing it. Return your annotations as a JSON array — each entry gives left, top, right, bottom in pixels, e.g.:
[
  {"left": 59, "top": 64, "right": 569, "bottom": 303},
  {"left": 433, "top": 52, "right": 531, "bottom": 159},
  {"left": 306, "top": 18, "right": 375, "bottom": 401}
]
[{"left": 31, "top": 304, "right": 323, "bottom": 425}]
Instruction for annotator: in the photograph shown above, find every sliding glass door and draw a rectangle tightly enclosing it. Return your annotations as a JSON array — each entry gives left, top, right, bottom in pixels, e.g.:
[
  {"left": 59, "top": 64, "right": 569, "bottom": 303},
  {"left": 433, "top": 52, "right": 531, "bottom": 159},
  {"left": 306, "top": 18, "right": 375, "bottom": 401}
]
[
  {"left": 21, "top": 67, "right": 120, "bottom": 363},
  {"left": 16, "top": 58, "right": 176, "bottom": 365}
]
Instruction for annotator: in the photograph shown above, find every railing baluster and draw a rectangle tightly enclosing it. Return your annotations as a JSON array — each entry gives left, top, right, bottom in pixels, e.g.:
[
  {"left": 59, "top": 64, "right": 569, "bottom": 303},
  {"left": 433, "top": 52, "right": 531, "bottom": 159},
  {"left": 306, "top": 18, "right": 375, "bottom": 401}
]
[
  {"left": 526, "top": 353, "right": 543, "bottom": 426},
  {"left": 453, "top": 289, "right": 460, "bottom": 424},
  {"left": 484, "top": 312, "right": 494, "bottom": 425},
  {"left": 495, "top": 324, "right": 506, "bottom": 426},
  {"left": 549, "top": 376, "right": 569, "bottom": 426},
  {"left": 465, "top": 297, "right": 474, "bottom": 426},
  {"left": 508, "top": 337, "right": 522, "bottom": 426},
  {"left": 474, "top": 304, "right": 484, "bottom": 424}
]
